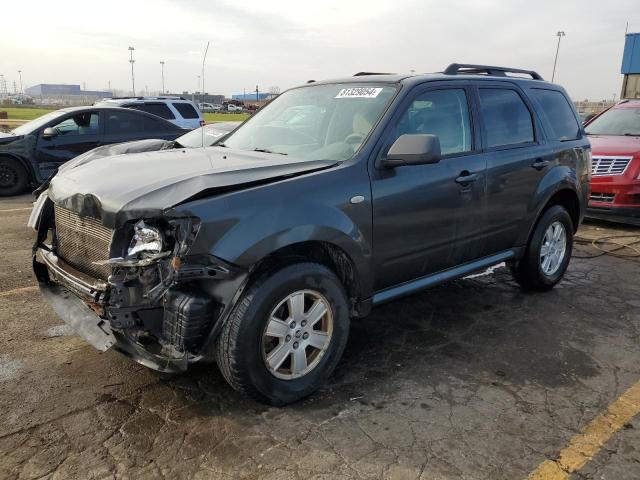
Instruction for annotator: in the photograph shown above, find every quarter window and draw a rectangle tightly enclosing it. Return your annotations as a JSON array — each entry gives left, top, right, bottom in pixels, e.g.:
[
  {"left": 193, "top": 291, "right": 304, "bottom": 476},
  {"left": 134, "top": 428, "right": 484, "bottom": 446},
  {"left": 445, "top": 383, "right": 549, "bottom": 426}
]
[
  {"left": 530, "top": 89, "right": 580, "bottom": 141},
  {"left": 172, "top": 103, "right": 199, "bottom": 119},
  {"left": 389, "top": 89, "right": 472, "bottom": 156},
  {"left": 125, "top": 103, "right": 175, "bottom": 120},
  {"left": 479, "top": 89, "right": 534, "bottom": 148}
]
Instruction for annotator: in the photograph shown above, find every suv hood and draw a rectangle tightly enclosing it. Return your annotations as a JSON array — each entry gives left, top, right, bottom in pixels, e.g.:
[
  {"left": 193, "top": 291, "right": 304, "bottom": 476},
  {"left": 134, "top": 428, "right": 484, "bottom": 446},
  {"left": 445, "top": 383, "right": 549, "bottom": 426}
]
[
  {"left": 48, "top": 146, "right": 337, "bottom": 228},
  {"left": 588, "top": 135, "right": 640, "bottom": 157}
]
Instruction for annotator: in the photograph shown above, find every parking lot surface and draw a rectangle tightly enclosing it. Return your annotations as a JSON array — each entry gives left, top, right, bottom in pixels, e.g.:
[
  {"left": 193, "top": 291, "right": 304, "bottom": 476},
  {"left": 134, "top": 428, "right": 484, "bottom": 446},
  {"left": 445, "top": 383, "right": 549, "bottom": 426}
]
[{"left": 1, "top": 194, "right": 639, "bottom": 479}]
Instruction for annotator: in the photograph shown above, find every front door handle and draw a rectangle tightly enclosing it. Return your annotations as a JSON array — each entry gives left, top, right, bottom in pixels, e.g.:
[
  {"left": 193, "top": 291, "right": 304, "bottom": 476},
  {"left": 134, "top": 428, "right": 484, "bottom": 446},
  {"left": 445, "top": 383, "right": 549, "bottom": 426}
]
[
  {"left": 531, "top": 159, "right": 550, "bottom": 170},
  {"left": 455, "top": 171, "right": 479, "bottom": 185}
]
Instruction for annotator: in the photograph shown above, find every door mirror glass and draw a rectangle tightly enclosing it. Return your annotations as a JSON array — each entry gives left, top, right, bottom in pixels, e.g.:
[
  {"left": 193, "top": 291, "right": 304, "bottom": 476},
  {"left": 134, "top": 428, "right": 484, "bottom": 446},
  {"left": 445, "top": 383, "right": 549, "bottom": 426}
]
[
  {"left": 382, "top": 134, "right": 441, "bottom": 167},
  {"left": 42, "top": 127, "right": 57, "bottom": 139}
]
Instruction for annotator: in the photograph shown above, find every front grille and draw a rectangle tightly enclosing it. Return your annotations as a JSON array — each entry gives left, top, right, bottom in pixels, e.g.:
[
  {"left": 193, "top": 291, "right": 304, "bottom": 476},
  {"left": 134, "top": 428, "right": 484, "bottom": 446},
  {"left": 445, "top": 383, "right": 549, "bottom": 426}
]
[
  {"left": 589, "top": 192, "right": 615, "bottom": 203},
  {"left": 591, "top": 156, "right": 632, "bottom": 176},
  {"left": 54, "top": 205, "right": 114, "bottom": 280}
]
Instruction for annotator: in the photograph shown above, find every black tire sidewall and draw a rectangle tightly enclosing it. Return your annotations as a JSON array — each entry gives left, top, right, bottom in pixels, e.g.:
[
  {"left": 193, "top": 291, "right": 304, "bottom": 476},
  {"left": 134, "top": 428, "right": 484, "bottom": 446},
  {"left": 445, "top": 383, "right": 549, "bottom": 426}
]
[
  {"left": 0, "top": 158, "right": 28, "bottom": 196},
  {"left": 526, "top": 205, "right": 573, "bottom": 288},
  {"left": 230, "top": 263, "right": 350, "bottom": 404}
]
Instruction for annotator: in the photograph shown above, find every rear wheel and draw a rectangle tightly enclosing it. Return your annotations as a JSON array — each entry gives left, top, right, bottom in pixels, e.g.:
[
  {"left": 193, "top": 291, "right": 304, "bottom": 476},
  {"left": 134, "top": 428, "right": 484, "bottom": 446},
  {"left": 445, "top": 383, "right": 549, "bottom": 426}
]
[
  {"left": 511, "top": 205, "right": 573, "bottom": 291},
  {"left": 0, "top": 157, "right": 28, "bottom": 196},
  {"left": 216, "top": 262, "right": 350, "bottom": 405}
]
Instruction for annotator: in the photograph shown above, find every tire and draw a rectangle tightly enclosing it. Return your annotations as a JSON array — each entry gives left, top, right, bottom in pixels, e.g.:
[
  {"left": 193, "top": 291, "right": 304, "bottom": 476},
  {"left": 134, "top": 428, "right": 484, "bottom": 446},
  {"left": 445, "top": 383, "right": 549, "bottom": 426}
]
[
  {"left": 216, "top": 262, "right": 350, "bottom": 405},
  {"left": 0, "top": 157, "right": 28, "bottom": 197},
  {"left": 511, "top": 205, "right": 573, "bottom": 291}
]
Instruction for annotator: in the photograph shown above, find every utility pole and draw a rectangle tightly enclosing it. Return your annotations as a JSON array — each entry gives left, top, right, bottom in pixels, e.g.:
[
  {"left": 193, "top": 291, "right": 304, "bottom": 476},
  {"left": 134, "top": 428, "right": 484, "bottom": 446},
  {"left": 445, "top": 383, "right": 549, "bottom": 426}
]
[
  {"left": 255, "top": 85, "right": 259, "bottom": 103},
  {"left": 160, "top": 61, "right": 165, "bottom": 94},
  {"left": 128, "top": 46, "right": 136, "bottom": 96},
  {"left": 551, "top": 31, "right": 565, "bottom": 82},
  {"left": 18, "top": 70, "right": 23, "bottom": 93}
]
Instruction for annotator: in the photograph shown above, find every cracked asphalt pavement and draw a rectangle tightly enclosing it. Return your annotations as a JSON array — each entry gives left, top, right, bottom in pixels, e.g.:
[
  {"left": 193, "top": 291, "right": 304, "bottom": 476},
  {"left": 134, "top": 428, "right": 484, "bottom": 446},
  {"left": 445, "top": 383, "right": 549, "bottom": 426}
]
[{"left": 1, "top": 194, "right": 639, "bottom": 479}]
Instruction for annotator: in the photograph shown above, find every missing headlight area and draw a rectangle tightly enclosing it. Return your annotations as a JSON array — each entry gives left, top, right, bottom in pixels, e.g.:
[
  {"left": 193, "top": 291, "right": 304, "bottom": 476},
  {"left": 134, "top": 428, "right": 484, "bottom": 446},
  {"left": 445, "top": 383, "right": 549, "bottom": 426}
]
[{"left": 32, "top": 202, "right": 238, "bottom": 371}]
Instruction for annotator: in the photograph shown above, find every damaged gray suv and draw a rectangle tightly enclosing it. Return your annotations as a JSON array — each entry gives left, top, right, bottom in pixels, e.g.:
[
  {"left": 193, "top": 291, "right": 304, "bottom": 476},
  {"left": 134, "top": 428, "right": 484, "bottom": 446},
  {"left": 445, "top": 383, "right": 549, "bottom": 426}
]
[{"left": 31, "top": 64, "right": 591, "bottom": 405}]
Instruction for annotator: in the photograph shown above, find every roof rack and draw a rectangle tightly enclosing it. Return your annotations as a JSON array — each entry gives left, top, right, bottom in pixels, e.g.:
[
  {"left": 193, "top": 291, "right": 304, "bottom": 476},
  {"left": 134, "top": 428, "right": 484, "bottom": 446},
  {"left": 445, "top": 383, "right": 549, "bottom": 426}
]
[
  {"left": 104, "top": 95, "right": 187, "bottom": 100},
  {"left": 353, "top": 72, "right": 395, "bottom": 76},
  {"left": 443, "top": 63, "right": 544, "bottom": 80}
]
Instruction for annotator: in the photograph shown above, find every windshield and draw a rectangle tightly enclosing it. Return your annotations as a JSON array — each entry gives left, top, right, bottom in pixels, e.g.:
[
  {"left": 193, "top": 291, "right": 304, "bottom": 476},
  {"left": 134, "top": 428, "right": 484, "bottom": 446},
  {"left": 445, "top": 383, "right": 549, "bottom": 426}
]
[
  {"left": 585, "top": 107, "right": 640, "bottom": 136},
  {"left": 222, "top": 83, "right": 397, "bottom": 161},
  {"left": 12, "top": 110, "right": 66, "bottom": 135}
]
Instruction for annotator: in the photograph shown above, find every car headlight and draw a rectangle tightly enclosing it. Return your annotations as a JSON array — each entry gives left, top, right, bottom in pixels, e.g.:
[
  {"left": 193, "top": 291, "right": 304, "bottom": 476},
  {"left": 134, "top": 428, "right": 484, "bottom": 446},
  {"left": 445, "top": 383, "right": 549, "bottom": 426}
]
[{"left": 127, "top": 220, "right": 163, "bottom": 258}]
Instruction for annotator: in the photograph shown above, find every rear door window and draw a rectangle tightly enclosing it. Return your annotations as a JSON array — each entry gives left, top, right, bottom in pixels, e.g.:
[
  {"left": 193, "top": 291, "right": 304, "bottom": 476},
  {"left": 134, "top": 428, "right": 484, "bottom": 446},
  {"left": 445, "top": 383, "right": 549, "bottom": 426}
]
[
  {"left": 172, "top": 102, "right": 199, "bottom": 119},
  {"left": 125, "top": 102, "right": 175, "bottom": 120},
  {"left": 105, "top": 111, "right": 146, "bottom": 134},
  {"left": 530, "top": 89, "right": 580, "bottom": 141},
  {"left": 478, "top": 89, "right": 534, "bottom": 148},
  {"left": 143, "top": 115, "right": 175, "bottom": 133}
]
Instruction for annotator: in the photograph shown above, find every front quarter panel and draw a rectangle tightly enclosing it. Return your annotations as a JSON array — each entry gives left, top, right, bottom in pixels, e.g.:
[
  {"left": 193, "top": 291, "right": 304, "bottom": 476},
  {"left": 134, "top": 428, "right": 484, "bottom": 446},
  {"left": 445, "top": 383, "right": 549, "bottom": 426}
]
[{"left": 168, "top": 162, "right": 374, "bottom": 298}]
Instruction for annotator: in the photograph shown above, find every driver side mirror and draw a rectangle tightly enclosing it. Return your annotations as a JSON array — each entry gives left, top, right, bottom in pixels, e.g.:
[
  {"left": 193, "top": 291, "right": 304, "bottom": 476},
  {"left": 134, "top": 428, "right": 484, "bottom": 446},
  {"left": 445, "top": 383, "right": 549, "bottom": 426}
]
[
  {"left": 380, "top": 134, "right": 441, "bottom": 168},
  {"left": 42, "top": 127, "right": 57, "bottom": 139}
]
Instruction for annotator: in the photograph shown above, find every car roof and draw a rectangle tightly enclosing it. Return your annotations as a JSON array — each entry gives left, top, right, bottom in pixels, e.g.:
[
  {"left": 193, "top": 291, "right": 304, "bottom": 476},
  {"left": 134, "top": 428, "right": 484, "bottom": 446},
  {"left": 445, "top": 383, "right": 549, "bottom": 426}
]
[
  {"left": 98, "top": 97, "right": 193, "bottom": 103},
  {"left": 57, "top": 105, "right": 177, "bottom": 114},
  {"left": 612, "top": 99, "right": 640, "bottom": 109},
  {"left": 306, "top": 64, "right": 558, "bottom": 90}
]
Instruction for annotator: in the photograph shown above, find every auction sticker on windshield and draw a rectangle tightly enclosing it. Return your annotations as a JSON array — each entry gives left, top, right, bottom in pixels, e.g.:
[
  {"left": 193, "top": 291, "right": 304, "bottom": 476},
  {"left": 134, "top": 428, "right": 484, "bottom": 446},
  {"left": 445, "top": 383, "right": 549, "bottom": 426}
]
[{"left": 335, "top": 87, "right": 383, "bottom": 98}]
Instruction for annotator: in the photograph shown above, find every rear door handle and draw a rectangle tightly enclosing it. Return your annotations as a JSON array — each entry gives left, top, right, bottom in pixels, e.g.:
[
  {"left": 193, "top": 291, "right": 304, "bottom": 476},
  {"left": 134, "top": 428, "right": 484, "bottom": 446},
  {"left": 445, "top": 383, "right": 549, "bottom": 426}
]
[
  {"left": 455, "top": 172, "right": 479, "bottom": 185},
  {"left": 531, "top": 159, "right": 550, "bottom": 170}
]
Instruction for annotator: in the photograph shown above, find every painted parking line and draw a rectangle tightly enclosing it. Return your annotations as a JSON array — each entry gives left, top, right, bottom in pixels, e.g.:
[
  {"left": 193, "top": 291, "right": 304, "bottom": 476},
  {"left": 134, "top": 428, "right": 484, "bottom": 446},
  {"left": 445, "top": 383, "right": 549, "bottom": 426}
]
[
  {"left": 0, "top": 207, "right": 32, "bottom": 213},
  {"left": 0, "top": 285, "right": 38, "bottom": 298},
  {"left": 527, "top": 380, "right": 640, "bottom": 479}
]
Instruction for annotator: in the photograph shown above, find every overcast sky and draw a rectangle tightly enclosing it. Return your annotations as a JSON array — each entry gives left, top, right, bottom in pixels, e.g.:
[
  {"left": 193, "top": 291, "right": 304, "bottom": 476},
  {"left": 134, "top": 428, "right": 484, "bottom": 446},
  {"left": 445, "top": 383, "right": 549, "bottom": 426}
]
[{"left": 1, "top": 0, "right": 637, "bottom": 100}]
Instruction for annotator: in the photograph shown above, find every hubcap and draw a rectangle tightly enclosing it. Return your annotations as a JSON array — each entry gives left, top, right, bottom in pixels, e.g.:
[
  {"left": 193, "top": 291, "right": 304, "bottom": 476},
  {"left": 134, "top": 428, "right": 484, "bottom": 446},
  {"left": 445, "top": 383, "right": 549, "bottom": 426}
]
[
  {"left": 540, "top": 221, "right": 567, "bottom": 276},
  {"left": 261, "top": 290, "right": 333, "bottom": 380},
  {"left": 0, "top": 165, "right": 17, "bottom": 188}
]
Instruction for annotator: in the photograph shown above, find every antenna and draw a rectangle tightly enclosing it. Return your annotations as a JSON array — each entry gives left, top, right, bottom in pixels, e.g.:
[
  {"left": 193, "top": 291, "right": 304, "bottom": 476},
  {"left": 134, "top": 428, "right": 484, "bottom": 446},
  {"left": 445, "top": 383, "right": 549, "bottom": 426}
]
[{"left": 201, "top": 41, "right": 210, "bottom": 148}]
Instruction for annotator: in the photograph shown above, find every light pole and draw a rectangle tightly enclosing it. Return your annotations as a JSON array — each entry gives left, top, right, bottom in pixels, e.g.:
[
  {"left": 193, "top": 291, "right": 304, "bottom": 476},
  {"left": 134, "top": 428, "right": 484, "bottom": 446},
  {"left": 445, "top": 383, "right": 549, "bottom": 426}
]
[
  {"left": 551, "top": 31, "right": 565, "bottom": 82},
  {"left": 160, "top": 61, "right": 165, "bottom": 94},
  {"left": 17, "top": 70, "right": 23, "bottom": 93},
  {"left": 128, "top": 46, "right": 136, "bottom": 96}
]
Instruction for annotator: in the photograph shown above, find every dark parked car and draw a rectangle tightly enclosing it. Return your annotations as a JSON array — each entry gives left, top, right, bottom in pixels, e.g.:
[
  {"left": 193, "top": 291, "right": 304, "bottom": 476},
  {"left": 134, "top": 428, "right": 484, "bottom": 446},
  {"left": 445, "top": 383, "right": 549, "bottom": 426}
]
[
  {"left": 31, "top": 64, "right": 590, "bottom": 405},
  {"left": 0, "top": 106, "right": 186, "bottom": 196},
  {"left": 60, "top": 121, "right": 241, "bottom": 171}
]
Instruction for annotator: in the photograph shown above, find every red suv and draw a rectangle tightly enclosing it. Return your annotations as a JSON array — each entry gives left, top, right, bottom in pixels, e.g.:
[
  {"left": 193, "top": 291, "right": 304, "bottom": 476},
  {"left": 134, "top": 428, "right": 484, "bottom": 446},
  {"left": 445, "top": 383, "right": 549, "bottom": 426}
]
[{"left": 584, "top": 100, "right": 640, "bottom": 226}]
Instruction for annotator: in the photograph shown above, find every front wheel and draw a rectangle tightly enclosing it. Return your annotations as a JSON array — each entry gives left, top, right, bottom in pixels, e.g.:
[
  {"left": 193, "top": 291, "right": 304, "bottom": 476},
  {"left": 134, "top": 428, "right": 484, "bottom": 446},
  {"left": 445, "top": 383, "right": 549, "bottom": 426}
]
[
  {"left": 511, "top": 205, "right": 573, "bottom": 291},
  {"left": 215, "top": 262, "right": 350, "bottom": 405},
  {"left": 0, "top": 157, "right": 28, "bottom": 197}
]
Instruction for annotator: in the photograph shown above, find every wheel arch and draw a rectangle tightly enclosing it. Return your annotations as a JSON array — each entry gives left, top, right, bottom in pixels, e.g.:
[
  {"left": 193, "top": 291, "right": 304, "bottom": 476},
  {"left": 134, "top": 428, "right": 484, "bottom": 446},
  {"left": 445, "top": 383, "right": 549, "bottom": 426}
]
[
  {"left": 518, "top": 185, "right": 582, "bottom": 250},
  {"left": 0, "top": 153, "right": 35, "bottom": 183},
  {"left": 246, "top": 239, "right": 367, "bottom": 317}
]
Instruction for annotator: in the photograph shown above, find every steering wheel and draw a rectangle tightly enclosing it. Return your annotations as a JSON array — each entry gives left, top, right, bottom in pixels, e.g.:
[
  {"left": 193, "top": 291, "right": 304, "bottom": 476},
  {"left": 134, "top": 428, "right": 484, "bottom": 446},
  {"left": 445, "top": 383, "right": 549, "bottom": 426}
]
[{"left": 344, "top": 133, "right": 366, "bottom": 145}]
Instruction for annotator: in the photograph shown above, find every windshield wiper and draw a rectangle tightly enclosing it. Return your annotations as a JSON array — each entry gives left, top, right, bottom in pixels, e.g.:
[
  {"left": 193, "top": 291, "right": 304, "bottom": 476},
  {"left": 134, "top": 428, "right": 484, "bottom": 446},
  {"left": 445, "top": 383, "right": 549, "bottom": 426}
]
[
  {"left": 252, "top": 148, "right": 288, "bottom": 155},
  {"left": 623, "top": 133, "right": 640, "bottom": 137}
]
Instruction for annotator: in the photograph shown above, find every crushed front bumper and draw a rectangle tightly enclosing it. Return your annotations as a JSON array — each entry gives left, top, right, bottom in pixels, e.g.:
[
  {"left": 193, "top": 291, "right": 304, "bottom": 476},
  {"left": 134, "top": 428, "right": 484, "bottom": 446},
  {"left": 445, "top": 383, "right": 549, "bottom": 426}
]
[
  {"left": 34, "top": 248, "right": 189, "bottom": 372},
  {"left": 39, "top": 282, "right": 116, "bottom": 351}
]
